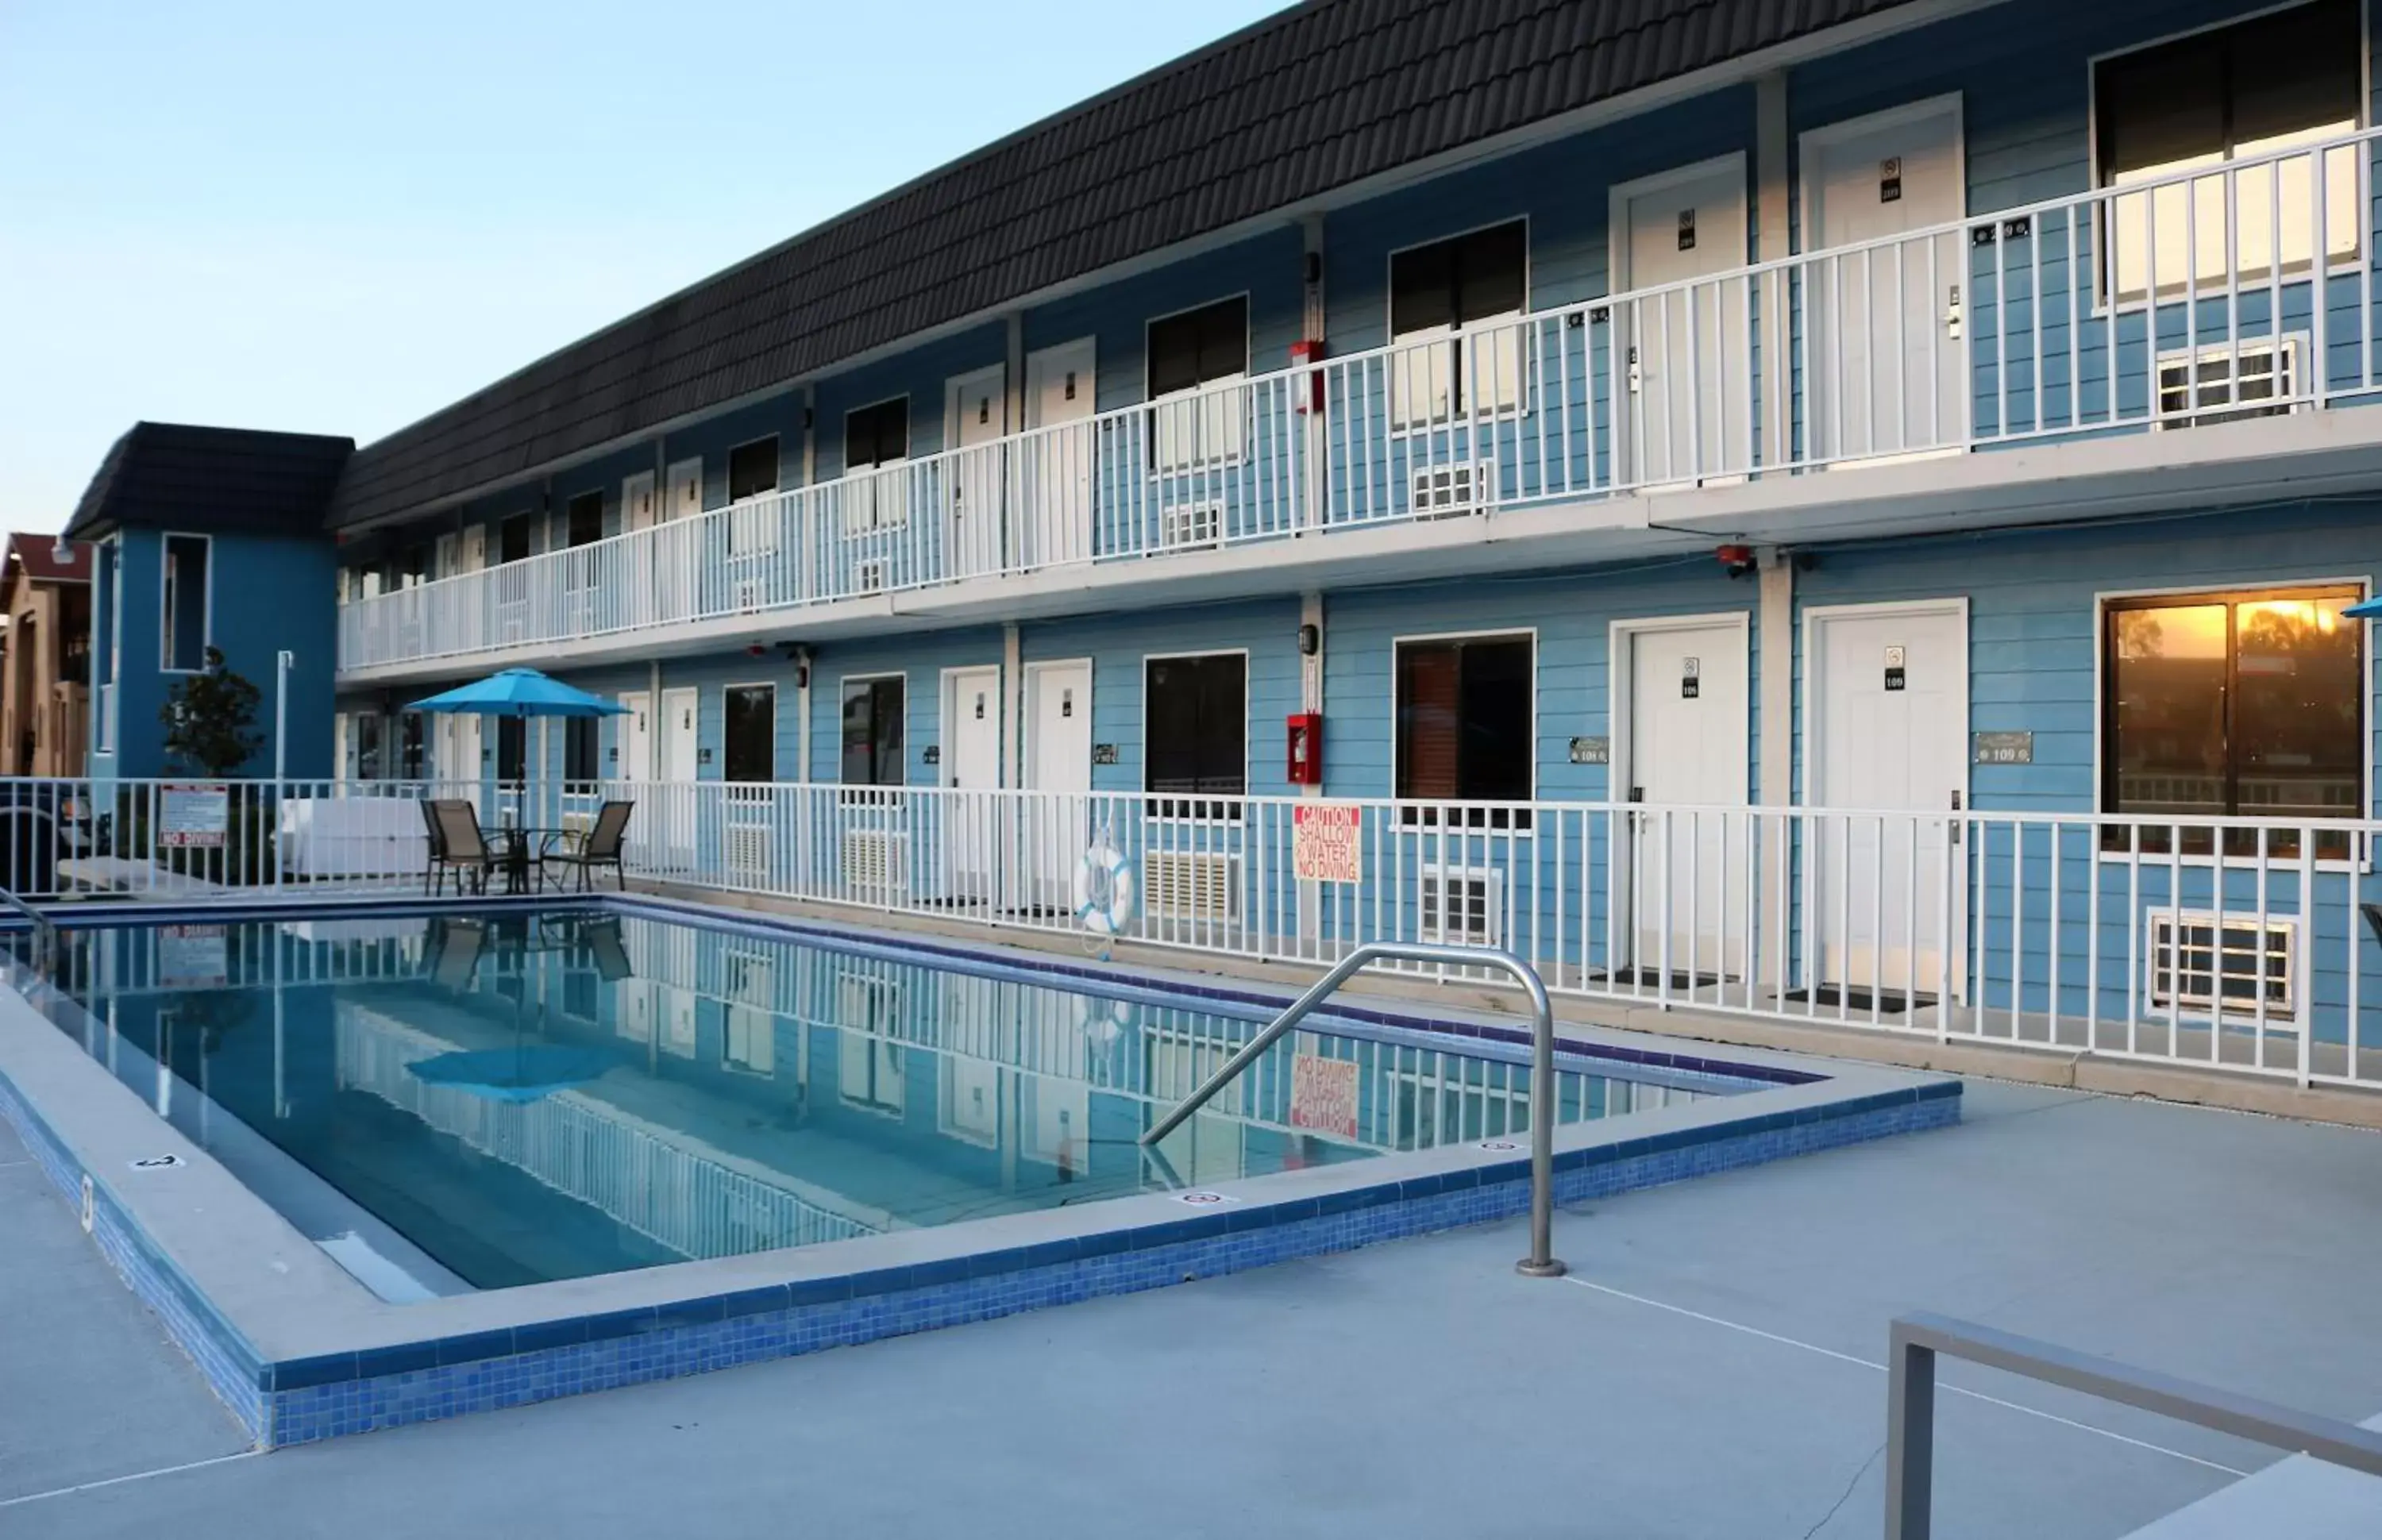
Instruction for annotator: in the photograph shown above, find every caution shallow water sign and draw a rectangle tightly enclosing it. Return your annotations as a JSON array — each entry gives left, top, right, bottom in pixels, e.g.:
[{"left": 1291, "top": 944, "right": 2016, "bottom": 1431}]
[
  {"left": 1289, "top": 1053, "right": 1359, "bottom": 1138},
  {"left": 1292, "top": 802, "right": 1363, "bottom": 884}
]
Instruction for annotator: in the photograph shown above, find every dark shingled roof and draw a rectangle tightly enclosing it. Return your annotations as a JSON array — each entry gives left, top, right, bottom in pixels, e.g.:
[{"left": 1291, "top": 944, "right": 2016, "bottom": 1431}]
[
  {"left": 66, "top": 423, "right": 354, "bottom": 542},
  {"left": 329, "top": 0, "right": 1925, "bottom": 530}
]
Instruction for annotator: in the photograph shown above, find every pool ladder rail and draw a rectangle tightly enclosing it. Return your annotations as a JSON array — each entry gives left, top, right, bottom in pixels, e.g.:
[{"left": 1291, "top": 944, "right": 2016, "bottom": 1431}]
[
  {"left": 0, "top": 884, "right": 58, "bottom": 978},
  {"left": 1139, "top": 941, "right": 1567, "bottom": 1279}
]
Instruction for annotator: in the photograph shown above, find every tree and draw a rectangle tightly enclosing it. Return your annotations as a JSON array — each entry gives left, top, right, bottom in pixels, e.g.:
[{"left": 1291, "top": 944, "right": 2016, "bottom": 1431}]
[{"left": 160, "top": 646, "right": 263, "bottom": 776}]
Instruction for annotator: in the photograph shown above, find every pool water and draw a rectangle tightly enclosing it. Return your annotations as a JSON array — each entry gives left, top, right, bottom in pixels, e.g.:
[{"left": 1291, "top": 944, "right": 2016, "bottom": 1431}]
[{"left": 21, "top": 907, "right": 1742, "bottom": 1299}]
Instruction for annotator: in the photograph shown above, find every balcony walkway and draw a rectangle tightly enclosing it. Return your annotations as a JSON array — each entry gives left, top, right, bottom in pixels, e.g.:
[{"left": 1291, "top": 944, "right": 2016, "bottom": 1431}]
[{"left": 8, "top": 1068, "right": 2380, "bottom": 1538}]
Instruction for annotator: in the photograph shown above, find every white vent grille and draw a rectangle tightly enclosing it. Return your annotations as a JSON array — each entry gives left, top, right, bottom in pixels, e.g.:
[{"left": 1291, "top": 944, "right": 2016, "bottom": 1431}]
[
  {"left": 1160, "top": 502, "right": 1221, "bottom": 550},
  {"left": 724, "top": 823, "right": 771, "bottom": 886},
  {"left": 1143, "top": 851, "right": 1239, "bottom": 924},
  {"left": 841, "top": 830, "right": 908, "bottom": 897},
  {"left": 1418, "top": 868, "right": 1501, "bottom": 947},
  {"left": 2156, "top": 337, "right": 2303, "bottom": 427},
  {"left": 854, "top": 560, "right": 888, "bottom": 595},
  {"left": 1411, "top": 459, "right": 1492, "bottom": 517},
  {"left": 2146, "top": 910, "right": 2295, "bottom": 1022}
]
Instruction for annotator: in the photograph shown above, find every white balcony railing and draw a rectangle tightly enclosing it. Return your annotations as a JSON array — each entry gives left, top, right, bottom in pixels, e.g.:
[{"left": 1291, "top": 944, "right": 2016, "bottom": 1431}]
[{"left": 340, "top": 126, "right": 2382, "bottom": 672}]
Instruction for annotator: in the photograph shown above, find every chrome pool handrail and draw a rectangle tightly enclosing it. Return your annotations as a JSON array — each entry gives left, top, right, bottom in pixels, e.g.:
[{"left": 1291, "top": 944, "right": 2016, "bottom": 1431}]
[
  {"left": 1138, "top": 940, "right": 1566, "bottom": 1278},
  {"left": 0, "top": 884, "right": 57, "bottom": 976}
]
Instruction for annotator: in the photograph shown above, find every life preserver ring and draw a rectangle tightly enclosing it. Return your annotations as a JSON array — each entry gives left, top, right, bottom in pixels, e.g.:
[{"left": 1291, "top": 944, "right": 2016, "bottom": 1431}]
[{"left": 1073, "top": 840, "right": 1136, "bottom": 935}]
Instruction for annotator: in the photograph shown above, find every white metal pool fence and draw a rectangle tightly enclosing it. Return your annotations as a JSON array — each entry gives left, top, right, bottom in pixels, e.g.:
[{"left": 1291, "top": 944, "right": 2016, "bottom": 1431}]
[{"left": 5, "top": 775, "right": 2381, "bottom": 1094}]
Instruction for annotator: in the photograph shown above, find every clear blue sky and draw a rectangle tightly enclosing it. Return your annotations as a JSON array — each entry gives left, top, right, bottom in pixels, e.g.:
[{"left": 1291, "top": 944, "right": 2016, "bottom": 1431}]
[{"left": 0, "top": 1, "right": 1284, "bottom": 533}]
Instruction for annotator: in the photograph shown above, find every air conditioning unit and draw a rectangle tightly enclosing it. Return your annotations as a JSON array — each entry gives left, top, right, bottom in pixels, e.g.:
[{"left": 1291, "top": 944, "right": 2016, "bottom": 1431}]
[
  {"left": 1160, "top": 501, "right": 1222, "bottom": 550},
  {"left": 1417, "top": 867, "right": 1501, "bottom": 947},
  {"left": 2145, "top": 910, "right": 2295, "bottom": 1022},
  {"left": 2155, "top": 337, "right": 2304, "bottom": 427},
  {"left": 1143, "top": 851, "right": 1239, "bottom": 925},
  {"left": 724, "top": 823, "right": 772, "bottom": 886},
  {"left": 842, "top": 830, "right": 909, "bottom": 897},
  {"left": 1411, "top": 459, "right": 1493, "bottom": 517}
]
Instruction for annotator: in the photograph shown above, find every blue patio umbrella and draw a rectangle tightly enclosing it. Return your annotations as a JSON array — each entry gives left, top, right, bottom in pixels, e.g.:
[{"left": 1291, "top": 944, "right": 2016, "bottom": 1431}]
[
  {"left": 406, "top": 1044, "right": 617, "bottom": 1103},
  {"left": 2346, "top": 597, "right": 2382, "bottom": 619},
  {"left": 407, "top": 668, "right": 628, "bottom": 719}
]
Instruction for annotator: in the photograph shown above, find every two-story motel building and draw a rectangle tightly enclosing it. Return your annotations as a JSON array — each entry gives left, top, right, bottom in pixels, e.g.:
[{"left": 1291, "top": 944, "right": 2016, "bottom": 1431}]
[{"left": 65, "top": 0, "right": 2382, "bottom": 1076}]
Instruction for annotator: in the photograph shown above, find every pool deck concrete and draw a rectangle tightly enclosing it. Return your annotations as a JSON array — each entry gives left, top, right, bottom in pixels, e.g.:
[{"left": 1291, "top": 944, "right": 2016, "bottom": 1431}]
[{"left": 4, "top": 1076, "right": 2379, "bottom": 1538}]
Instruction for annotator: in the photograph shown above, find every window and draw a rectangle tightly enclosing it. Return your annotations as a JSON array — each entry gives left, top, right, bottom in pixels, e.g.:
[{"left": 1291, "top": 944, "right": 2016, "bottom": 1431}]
[
  {"left": 1147, "top": 297, "right": 1249, "bottom": 471},
  {"left": 840, "top": 677, "right": 904, "bottom": 787},
  {"left": 2103, "top": 587, "right": 2362, "bottom": 857},
  {"left": 497, "top": 717, "right": 526, "bottom": 782},
  {"left": 1145, "top": 654, "right": 1245, "bottom": 818},
  {"left": 160, "top": 533, "right": 209, "bottom": 672},
  {"left": 724, "top": 685, "right": 776, "bottom": 783},
  {"left": 499, "top": 514, "right": 532, "bottom": 564},
  {"left": 843, "top": 402, "right": 909, "bottom": 531},
  {"left": 1390, "top": 221, "right": 1528, "bottom": 423},
  {"left": 727, "top": 437, "right": 780, "bottom": 502},
  {"left": 564, "top": 716, "right": 599, "bottom": 784},
  {"left": 2096, "top": 0, "right": 2361, "bottom": 296},
  {"left": 399, "top": 712, "right": 427, "bottom": 780},
  {"left": 1396, "top": 635, "right": 1533, "bottom": 808},
  {"left": 845, "top": 401, "right": 908, "bottom": 471},
  {"left": 565, "top": 493, "right": 603, "bottom": 548},
  {"left": 356, "top": 713, "right": 385, "bottom": 781}
]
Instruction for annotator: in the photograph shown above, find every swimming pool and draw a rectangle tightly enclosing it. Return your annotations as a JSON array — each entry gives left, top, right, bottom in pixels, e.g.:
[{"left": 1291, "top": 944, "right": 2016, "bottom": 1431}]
[
  {"left": 21, "top": 905, "right": 1741, "bottom": 1299},
  {"left": 0, "top": 895, "right": 1959, "bottom": 1446}
]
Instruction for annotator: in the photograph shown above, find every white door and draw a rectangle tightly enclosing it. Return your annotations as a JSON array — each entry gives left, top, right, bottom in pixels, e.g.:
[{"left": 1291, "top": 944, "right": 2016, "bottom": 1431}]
[
  {"left": 1807, "top": 603, "right": 1968, "bottom": 1004},
  {"left": 615, "top": 691, "right": 653, "bottom": 783},
  {"left": 622, "top": 471, "right": 658, "bottom": 533},
  {"left": 1802, "top": 98, "right": 1968, "bottom": 462},
  {"left": 1613, "top": 155, "right": 1751, "bottom": 486},
  {"left": 1623, "top": 620, "right": 1750, "bottom": 983},
  {"left": 946, "top": 366, "right": 1007, "bottom": 580},
  {"left": 654, "top": 458, "right": 701, "bottom": 622},
  {"left": 1023, "top": 338, "right": 1097, "bottom": 568},
  {"left": 455, "top": 526, "right": 488, "bottom": 653},
  {"left": 658, "top": 687, "right": 700, "bottom": 872},
  {"left": 1023, "top": 659, "right": 1092, "bottom": 912},
  {"left": 941, "top": 666, "right": 1002, "bottom": 905},
  {"left": 439, "top": 714, "right": 482, "bottom": 806}
]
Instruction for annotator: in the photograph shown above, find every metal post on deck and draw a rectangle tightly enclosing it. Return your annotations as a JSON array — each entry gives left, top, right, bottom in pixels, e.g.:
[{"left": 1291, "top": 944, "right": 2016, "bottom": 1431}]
[{"left": 1883, "top": 1329, "right": 1937, "bottom": 1540}]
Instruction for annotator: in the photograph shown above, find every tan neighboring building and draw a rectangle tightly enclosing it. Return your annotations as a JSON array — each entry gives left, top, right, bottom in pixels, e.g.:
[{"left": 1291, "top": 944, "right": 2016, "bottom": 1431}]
[{"left": 0, "top": 534, "right": 91, "bottom": 776}]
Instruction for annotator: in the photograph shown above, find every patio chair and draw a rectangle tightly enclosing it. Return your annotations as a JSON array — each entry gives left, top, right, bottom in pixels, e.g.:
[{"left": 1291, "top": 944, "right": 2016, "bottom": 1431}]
[
  {"left": 426, "top": 800, "right": 500, "bottom": 896},
  {"left": 424, "top": 916, "right": 488, "bottom": 992},
  {"left": 542, "top": 800, "right": 632, "bottom": 891}
]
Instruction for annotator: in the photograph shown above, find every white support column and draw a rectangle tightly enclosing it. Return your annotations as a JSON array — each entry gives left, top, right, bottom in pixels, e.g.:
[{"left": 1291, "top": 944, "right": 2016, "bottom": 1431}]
[
  {"left": 1003, "top": 621, "right": 1023, "bottom": 790},
  {"left": 1301, "top": 214, "right": 1327, "bottom": 531},
  {"left": 1757, "top": 546, "right": 1794, "bottom": 992},
  {"left": 1756, "top": 71, "right": 1792, "bottom": 469},
  {"left": 800, "top": 385, "right": 817, "bottom": 485},
  {"left": 648, "top": 659, "right": 663, "bottom": 780},
  {"left": 1005, "top": 314, "right": 1026, "bottom": 567}
]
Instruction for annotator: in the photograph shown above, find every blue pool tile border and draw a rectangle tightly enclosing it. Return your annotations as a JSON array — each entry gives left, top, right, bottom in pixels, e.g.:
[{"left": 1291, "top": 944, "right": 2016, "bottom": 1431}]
[{"left": 256, "top": 1088, "right": 1957, "bottom": 1446}]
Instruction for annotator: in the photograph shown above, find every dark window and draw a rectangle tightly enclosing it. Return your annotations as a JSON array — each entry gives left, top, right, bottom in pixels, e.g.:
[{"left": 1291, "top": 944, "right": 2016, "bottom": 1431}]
[
  {"left": 356, "top": 713, "right": 384, "bottom": 781},
  {"left": 840, "top": 678, "right": 904, "bottom": 787},
  {"left": 2103, "top": 588, "right": 2362, "bottom": 858},
  {"left": 2095, "top": 2, "right": 2358, "bottom": 184},
  {"left": 565, "top": 493, "right": 603, "bottom": 548},
  {"left": 499, "top": 514, "right": 532, "bottom": 564},
  {"left": 399, "top": 713, "right": 426, "bottom": 780},
  {"left": 1397, "top": 636, "right": 1533, "bottom": 808},
  {"left": 1390, "top": 221, "right": 1528, "bottom": 337},
  {"left": 845, "top": 401, "right": 908, "bottom": 470},
  {"left": 1145, "top": 654, "right": 1245, "bottom": 817},
  {"left": 1147, "top": 297, "right": 1249, "bottom": 398},
  {"left": 497, "top": 717, "right": 526, "bottom": 782},
  {"left": 724, "top": 686, "right": 776, "bottom": 783},
  {"left": 564, "top": 717, "right": 599, "bottom": 784},
  {"left": 728, "top": 437, "right": 781, "bottom": 501},
  {"left": 160, "top": 534, "right": 209, "bottom": 672}
]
